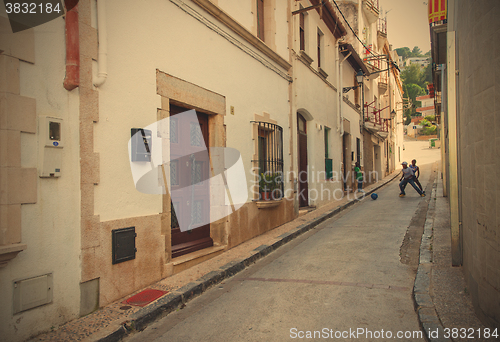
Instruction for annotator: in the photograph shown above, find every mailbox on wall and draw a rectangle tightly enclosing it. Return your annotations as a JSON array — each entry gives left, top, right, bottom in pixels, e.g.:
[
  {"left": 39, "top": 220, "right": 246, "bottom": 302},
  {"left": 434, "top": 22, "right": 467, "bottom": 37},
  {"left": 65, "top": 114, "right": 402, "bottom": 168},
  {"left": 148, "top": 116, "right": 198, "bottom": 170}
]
[
  {"left": 39, "top": 116, "right": 63, "bottom": 178},
  {"left": 131, "top": 128, "right": 152, "bottom": 162}
]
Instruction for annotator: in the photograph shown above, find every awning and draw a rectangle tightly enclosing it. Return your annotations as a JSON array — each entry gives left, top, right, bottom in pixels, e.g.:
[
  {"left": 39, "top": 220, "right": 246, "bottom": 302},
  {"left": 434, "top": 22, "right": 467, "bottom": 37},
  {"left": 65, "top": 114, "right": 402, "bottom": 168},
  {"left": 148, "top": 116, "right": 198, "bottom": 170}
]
[
  {"left": 309, "top": 0, "right": 347, "bottom": 39},
  {"left": 339, "top": 42, "right": 370, "bottom": 76}
]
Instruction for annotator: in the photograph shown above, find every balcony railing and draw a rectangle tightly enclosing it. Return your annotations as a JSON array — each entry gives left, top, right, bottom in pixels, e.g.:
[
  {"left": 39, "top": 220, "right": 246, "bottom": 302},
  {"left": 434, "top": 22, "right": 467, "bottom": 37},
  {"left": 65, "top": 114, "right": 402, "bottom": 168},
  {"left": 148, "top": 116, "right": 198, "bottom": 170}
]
[
  {"left": 365, "top": 0, "right": 379, "bottom": 12},
  {"left": 377, "top": 17, "right": 387, "bottom": 35},
  {"left": 364, "top": 103, "right": 390, "bottom": 136},
  {"left": 363, "top": 0, "right": 380, "bottom": 23},
  {"left": 378, "top": 72, "right": 388, "bottom": 93}
]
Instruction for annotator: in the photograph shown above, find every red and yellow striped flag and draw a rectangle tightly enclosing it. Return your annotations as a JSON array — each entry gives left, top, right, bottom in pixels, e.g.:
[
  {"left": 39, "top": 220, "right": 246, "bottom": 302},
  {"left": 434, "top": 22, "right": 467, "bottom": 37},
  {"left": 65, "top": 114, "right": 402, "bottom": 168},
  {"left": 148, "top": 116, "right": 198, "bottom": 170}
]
[{"left": 428, "top": 0, "right": 447, "bottom": 24}]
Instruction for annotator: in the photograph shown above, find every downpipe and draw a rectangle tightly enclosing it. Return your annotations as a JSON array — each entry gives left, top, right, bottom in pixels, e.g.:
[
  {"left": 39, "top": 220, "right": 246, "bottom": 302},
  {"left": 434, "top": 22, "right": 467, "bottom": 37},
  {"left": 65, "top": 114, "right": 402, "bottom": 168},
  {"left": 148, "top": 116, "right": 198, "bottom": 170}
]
[
  {"left": 94, "top": 0, "right": 108, "bottom": 87},
  {"left": 63, "top": 0, "right": 79, "bottom": 91}
]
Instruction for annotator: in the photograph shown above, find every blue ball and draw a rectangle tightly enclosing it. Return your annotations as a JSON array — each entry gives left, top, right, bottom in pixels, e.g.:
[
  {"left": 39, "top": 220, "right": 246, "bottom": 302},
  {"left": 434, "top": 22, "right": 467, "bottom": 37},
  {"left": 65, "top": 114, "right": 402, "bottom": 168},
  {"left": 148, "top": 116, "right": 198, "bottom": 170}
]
[{"left": 371, "top": 193, "right": 378, "bottom": 200}]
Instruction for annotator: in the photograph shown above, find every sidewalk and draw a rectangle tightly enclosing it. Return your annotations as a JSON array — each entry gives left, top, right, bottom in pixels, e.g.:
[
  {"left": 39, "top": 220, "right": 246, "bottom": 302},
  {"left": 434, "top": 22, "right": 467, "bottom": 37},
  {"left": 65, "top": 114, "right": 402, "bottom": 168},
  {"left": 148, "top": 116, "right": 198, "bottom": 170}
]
[
  {"left": 413, "top": 171, "right": 490, "bottom": 342},
  {"left": 28, "top": 173, "right": 399, "bottom": 342}
]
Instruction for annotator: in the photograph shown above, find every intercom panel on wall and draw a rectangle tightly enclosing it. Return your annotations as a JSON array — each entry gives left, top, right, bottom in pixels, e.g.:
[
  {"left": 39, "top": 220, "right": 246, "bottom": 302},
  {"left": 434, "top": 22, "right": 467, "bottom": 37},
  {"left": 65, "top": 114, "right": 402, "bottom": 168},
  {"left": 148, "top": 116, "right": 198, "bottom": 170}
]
[{"left": 39, "top": 116, "right": 63, "bottom": 178}]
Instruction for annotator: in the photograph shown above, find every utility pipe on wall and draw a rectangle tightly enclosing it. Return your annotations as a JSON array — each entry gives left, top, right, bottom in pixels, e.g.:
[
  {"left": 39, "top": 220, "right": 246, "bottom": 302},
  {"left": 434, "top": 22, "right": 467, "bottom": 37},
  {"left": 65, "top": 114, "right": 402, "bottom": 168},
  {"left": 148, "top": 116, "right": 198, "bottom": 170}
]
[
  {"left": 337, "top": 47, "right": 351, "bottom": 135},
  {"left": 93, "top": 0, "right": 108, "bottom": 87},
  {"left": 63, "top": 0, "right": 79, "bottom": 91}
]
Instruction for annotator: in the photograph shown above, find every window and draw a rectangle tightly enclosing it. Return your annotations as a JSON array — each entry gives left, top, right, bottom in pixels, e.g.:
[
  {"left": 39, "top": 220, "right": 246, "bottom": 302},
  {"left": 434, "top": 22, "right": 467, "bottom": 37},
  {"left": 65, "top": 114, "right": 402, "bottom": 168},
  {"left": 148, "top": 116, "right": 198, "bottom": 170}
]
[
  {"left": 299, "top": 10, "right": 305, "bottom": 51},
  {"left": 324, "top": 127, "right": 333, "bottom": 179},
  {"left": 252, "top": 121, "right": 284, "bottom": 199},
  {"left": 317, "top": 29, "right": 323, "bottom": 68},
  {"left": 257, "top": 0, "right": 265, "bottom": 40}
]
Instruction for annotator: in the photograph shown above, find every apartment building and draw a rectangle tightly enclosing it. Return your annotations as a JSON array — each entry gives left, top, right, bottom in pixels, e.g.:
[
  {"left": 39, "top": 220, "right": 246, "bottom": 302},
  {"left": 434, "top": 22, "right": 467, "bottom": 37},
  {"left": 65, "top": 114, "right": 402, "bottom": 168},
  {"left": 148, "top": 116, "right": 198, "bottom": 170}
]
[{"left": 0, "top": 1, "right": 403, "bottom": 339}]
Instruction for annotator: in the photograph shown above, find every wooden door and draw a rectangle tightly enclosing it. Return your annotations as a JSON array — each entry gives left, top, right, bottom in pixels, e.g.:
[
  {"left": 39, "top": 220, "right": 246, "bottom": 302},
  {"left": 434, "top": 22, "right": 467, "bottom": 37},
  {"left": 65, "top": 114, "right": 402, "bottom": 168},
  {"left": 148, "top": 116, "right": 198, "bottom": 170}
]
[
  {"left": 343, "top": 133, "right": 351, "bottom": 190},
  {"left": 169, "top": 104, "right": 213, "bottom": 258},
  {"left": 297, "top": 114, "right": 308, "bottom": 207}
]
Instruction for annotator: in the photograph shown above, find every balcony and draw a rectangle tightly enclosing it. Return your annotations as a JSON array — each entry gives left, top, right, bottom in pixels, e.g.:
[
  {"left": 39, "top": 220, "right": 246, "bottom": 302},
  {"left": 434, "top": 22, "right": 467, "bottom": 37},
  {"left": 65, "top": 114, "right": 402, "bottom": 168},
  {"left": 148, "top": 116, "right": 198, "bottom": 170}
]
[
  {"left": 364, "top": 56, "right": 384, "bottom": 80},
  {"left": 363, "top": 108, "right": 389, "bottom": 139},
  {"left": 364, "top": 119, "right": 380, "bottom": 133},
  {"left": 378, "top": 72, "right": 388, "bottom": 93},
  {"left": 378, "top": 131, "right": 389, "bottom": 139},
  {"left": 377, "top": 17, "right": 387, "bottom": 47},
  {"left": 362, "top": 0, "right": 379, "bottom": 24}
]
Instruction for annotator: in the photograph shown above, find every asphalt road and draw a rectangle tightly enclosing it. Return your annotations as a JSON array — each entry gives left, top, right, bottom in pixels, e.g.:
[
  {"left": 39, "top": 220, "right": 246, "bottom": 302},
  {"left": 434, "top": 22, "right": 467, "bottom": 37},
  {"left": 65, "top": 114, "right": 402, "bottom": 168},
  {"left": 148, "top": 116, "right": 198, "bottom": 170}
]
[{"left": 125, "top": 140, "right": 441, "bottom": 342}]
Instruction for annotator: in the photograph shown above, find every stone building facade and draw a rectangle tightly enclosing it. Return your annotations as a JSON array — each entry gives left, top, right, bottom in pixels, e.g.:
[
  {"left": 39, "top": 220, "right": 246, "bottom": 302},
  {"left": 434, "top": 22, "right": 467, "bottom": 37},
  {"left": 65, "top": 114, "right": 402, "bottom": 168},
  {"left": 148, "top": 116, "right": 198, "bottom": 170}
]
[{"left": 0, "top": 1, "right": 403, "bottom": 340}]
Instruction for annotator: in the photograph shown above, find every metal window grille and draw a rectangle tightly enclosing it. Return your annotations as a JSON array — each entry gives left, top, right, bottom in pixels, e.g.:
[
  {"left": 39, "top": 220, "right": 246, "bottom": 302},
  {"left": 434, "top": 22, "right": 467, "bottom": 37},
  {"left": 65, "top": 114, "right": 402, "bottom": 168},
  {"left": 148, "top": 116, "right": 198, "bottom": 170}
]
[{"left": 251, "top": 121, "right": 284, "bottom": 199}]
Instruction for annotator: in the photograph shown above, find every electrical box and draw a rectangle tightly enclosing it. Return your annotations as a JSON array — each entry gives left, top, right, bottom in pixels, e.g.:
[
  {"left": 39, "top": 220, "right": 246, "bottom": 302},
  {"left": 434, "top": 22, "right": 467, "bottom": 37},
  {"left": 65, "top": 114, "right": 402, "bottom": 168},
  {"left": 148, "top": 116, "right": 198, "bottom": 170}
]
[
  {"left": 13, "top": 273, "right": 53, "bottom": 314},
  {"left": 112, "top": 227, "right": 137, "bottom": 264},
  {"left": 131, "top": 128, "right": 152, "bottom": 162},
  {"left": 39, "top": 116, "right": 63, "bottom": 178}
]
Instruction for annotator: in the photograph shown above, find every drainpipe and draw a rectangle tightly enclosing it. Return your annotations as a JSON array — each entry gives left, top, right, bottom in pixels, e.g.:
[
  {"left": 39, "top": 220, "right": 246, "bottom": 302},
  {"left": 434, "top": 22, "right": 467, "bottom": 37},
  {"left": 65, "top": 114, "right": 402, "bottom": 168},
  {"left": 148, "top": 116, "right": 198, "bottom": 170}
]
[
  {"left": 93, "top": 0, "right": 108, "bottom": 87},
  {"left": 337, "top": 45, "right": 351, "bottom": 135},
  {"left": 335, "top": 40, "right": 341, "bottom": 133},
  {"left": 447, "top": 30, "right": 461, "bottom": 266},
  {"left": 63, "top": 0, "right": 79, "bottom": 91}
]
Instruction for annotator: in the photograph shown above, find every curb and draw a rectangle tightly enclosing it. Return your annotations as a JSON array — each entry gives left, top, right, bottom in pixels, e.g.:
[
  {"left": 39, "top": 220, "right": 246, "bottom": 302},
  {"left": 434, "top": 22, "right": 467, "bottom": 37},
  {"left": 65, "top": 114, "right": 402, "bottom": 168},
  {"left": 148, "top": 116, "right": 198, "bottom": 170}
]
[
  {"left": 412, "top": 177, "right": 452, "bottom": 342},
  {"left": 97, "top": 172, "right": 400, "bottom": 342}
]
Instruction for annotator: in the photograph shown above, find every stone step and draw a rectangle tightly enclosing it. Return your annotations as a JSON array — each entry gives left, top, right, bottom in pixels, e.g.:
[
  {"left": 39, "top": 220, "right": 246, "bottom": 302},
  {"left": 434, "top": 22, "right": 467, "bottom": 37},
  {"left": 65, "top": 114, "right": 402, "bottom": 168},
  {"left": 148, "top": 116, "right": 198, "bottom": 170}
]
[{"left": 171, "top": 245, "right": 226, "bottom": 275}]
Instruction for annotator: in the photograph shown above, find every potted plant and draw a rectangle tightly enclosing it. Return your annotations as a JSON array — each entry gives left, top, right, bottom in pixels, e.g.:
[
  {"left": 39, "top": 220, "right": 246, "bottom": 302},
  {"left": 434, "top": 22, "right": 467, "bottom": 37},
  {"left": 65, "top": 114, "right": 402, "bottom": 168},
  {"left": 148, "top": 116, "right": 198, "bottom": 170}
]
[
  {"left": 270, "top": 172, "right": 283, "bottom": 200},
  {"left": 259, "top": 173, "right": 272, "bottom": 200},
  {"left": 260, "top": 172, "right": 283, "bottom": 201}
]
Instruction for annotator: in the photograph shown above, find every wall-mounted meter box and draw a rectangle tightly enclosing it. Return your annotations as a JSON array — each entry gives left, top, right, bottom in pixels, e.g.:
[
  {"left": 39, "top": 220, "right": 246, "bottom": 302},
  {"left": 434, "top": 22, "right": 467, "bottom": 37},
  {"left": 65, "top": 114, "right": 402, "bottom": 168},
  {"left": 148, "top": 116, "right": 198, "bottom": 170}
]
[
  {"left": 131, "top": 128, "right": 152, "bottom": 162},
  {"left": 39, "top": 116, "right": 63, "bottom": 178}
]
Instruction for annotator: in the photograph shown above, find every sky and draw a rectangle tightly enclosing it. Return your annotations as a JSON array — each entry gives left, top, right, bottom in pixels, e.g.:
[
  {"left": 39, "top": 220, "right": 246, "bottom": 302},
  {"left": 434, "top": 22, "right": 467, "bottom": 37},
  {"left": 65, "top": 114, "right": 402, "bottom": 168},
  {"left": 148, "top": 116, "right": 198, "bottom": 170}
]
[{"left": 379, "top": 0, "right": 431, "bottom": 53}]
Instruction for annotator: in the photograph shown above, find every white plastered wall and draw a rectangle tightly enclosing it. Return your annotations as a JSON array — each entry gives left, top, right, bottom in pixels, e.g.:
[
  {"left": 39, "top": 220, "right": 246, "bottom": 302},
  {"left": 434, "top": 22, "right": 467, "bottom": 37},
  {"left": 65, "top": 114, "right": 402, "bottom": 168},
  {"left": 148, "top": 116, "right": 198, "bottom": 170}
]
[
  {"left": 0, "top": 16, "right": 81, "bottom": 342},
  {"left": 93, "top": 0, "right": 291, "bottom": 222},
  {"left": 290, "top": 1, "right": 344, "bottom": 207}
]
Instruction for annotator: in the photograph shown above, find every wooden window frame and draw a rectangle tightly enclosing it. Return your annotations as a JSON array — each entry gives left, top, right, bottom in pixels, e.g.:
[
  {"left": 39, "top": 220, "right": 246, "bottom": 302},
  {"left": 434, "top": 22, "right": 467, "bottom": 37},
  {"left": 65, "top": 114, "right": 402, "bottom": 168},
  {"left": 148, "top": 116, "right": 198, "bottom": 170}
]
[
  {"left": 299, "top": 10, "right": 305, "bottom": 51},
  {"left": 317, "top": 30, "right": 322, "bottom": 68},
  {"left": 257, "top": 0, "right": 265, "bottom": 41}
]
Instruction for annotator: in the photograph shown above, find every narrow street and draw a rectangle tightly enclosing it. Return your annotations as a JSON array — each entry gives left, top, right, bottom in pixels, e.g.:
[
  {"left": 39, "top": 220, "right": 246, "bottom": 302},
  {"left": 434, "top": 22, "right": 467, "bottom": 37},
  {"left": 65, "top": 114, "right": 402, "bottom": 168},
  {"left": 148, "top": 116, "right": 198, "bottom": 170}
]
[
  {"left": 2, "top": 1, "right": 498, "bottom": 340},
  {"left": 124, "top": 141, "right": 441, "bottom": 341}
]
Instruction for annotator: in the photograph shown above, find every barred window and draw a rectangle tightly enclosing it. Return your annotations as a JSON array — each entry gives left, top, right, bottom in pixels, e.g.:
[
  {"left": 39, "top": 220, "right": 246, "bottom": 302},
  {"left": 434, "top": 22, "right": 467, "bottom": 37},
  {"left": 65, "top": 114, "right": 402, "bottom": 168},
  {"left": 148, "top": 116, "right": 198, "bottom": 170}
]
[{"left": 251, "top": 121, "right": 284, "bottom": 199}]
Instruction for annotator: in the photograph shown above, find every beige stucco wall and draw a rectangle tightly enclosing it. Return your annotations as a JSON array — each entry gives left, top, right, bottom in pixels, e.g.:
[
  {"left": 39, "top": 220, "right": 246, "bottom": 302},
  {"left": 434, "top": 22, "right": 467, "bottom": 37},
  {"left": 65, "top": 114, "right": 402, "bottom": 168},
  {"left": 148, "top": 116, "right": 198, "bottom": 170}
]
[
  {"left": 292, "top": 52, "right": 343, "bottom": 207},
  {"left": 94, "top": 0, "right": 291, "bottom": 221},
  {"left": 455, "top": 0, "right": 500, "bottom": 328},
  {"left": 87, "top": 0, "right": 293, "bottom": 305},
  {"left": 0, "top": 13, "right": 81, "bottom": 342}
]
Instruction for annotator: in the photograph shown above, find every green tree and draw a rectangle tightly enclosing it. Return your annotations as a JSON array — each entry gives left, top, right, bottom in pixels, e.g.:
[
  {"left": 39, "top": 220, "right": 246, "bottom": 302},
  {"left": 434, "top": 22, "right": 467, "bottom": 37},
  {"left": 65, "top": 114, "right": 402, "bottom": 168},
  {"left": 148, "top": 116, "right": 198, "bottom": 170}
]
[
  {"left": 404, "top": 112, "right": 412, "bottom": 125},
  {"left": 396, "top": 46, "right": 426, "bottom": 58},
  {"left": 422, "top": 62, "right": 432, "bottom": 85},
  {"left": 411, "top": 46, "right": 422, "bottom": 56},
  {"left": 403, "top": 83, "right": 426, "bottom": 117},
  {"left": 395, "top": 47, "right": 411, "bottom": 59},
  {"left": 422, "top": 125, "right": 437, "bottom": 135},
  {"left": 401, "top": 63, "right": 425, "bottom": 86},
  {"left": 420, "top": 118, "right": 430, "bottom": 127}
]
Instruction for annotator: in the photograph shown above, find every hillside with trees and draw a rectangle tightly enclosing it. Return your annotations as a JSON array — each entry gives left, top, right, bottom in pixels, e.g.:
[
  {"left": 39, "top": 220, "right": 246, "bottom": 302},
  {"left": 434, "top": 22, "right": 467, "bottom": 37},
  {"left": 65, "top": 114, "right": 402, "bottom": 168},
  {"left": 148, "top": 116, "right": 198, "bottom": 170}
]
[{"left": 395, "top": 46, "right": 432, "bottom": 125}]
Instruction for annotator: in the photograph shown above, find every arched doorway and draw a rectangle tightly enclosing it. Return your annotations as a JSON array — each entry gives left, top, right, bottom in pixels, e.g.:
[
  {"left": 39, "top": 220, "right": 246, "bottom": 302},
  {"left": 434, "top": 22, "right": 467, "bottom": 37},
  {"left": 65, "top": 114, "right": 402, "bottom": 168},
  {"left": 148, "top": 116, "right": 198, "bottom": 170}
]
[{"left": 297, "top": 113, "right": 308, "bottom": 207}]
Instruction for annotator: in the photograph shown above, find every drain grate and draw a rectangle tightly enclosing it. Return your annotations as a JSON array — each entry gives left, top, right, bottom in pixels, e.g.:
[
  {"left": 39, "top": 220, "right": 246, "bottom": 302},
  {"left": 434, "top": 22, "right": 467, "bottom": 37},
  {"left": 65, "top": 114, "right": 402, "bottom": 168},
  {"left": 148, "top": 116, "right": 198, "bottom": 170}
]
[{"left": 123, "top": 289, "right": 168, "bottom": 307}]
